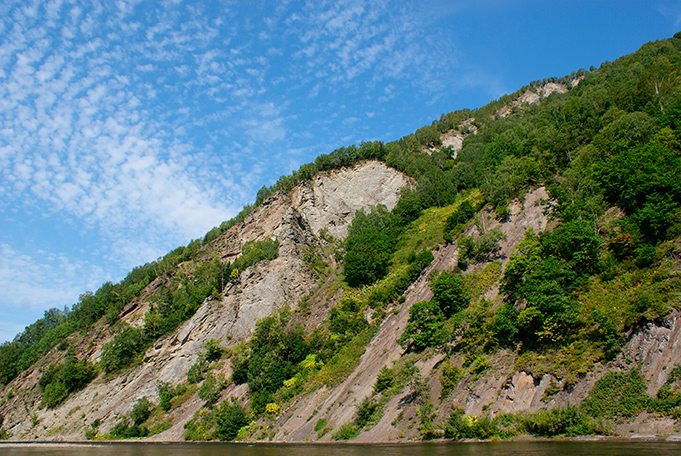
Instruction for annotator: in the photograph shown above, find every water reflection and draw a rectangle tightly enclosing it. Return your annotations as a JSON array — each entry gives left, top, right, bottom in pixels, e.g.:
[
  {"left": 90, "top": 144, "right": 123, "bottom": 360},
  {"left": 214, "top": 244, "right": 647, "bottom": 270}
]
[{"left": 2, "top": 441, "right": 681, "bottom": 456}]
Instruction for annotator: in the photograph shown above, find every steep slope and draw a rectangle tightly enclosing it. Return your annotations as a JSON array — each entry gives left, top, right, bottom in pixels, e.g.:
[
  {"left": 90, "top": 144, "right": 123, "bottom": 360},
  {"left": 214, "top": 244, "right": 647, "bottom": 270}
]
[
  {"left": 0, "top": 161, "right": 409, "bottom": 441},
  {"left": 2, "top": 33, "right": 681, "bottom": 443}
]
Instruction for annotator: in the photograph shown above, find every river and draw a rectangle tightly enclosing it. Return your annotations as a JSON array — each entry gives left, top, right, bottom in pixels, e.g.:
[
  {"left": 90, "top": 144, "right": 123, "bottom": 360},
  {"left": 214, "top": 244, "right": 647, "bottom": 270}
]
[{"left": 1, "top": 441, "right": 681, "bottom": 456}]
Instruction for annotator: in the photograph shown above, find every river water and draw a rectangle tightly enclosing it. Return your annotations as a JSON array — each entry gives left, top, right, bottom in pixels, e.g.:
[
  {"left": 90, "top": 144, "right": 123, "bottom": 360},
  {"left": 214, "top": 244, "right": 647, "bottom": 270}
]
[{"left": 1, "top": 441, "right": 681, "bottom": 456}]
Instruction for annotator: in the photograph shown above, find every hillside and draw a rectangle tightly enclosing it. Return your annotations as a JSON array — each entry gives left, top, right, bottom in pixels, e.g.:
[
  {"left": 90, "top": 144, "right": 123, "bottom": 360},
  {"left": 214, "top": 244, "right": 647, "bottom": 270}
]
[{"left": 1, "top": 33, "right": 681, "bottom": 442}]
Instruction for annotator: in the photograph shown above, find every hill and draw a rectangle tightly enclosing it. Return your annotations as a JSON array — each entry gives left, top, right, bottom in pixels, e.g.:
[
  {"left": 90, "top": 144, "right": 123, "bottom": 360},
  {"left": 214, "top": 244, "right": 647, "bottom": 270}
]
[{"left": 1, "top": 32, "right": 681, "bottom": 442}]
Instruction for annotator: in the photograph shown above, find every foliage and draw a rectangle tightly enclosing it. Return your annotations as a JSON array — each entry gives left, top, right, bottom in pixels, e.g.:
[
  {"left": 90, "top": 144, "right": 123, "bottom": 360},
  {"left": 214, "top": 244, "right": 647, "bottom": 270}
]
[
  {"left": 100, "top": 325, "right": 146, "bottom": 374},
  {"left": 332, "top": 422, "right": 360, "bottom": 441},
  {"left": 343, "top": 205, "right": 401, "bottom": 287},
  {"left": 581, "top": 370, "right": 648, "bottom": 420},
  {"left": 457, "top": 228, "right": 507, "bottom": 268},
  {"left": 430, "top": 271, "right": 469, "bottom": 317},
  {"left": 198, "top": 372, "right": 223, "bottom": 407},
  {"left": 439, "top": 360, "right": 464, "bottom": 398},
  {"left": 398, "top": 301, "right": 445, "bottom": 351},
  {"left": 373, "top": 366, "right": 394, "bottom": 394},
  {"left": 39, "top": 358, "right": 96, "bottom": 408},
  {"left": 214, "top": 399, "right": 250, "bottom": 441},
  {"left": 130, "top": 396, "right": 153, "bottom": 426},
  {"left": 157, "top": 381, "right": 187, "bottom": 412}
]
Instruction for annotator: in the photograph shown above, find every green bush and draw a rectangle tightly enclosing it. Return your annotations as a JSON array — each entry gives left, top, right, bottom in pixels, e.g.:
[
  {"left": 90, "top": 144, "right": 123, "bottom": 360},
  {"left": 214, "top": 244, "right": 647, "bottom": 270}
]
[
  {"left": 39, "top": 359, "right": 96, "bottom": 408},
  {"left": 521, "top": 405, "right": 603, "bottom": 437},
  {"left": 328, "top": 298, "right": 368, "bottom": 341},
  {"left": 332, "top": 422, "right": 360, "bottom": 440},
  {"left": 373, "top": 366, "right": 394, "bottom": 394},
  {"left": 42, "top": 381, "right": 68, "bottom": 409},
  {"left": 398, "top": 301, "right": 445, "bottom": 351},
  {"left": 100, "top": 325, "right": 146, "bottom": 374},
  {"left": 157, "top": 382, "right": 187, "bottom": 412},
  {"left": 343, "top": 206, "right": 401, "bottom": 287},
  {"left": 581, "top": 370, "right": 647, "bottom": 420},
  {"left": 430, "top": 271, "right": 468, "bottom": 317},
  {"left": 214, "top": 399, "right": 249, "bottom": 441},
  {"left": 187, "top": 359, "right": 208, "bottom": 384},
  {"left": 198, "top": 373, "right": 223, "bottom": 407},
  {"left": 130, "top": 397, "right": 153, "bottom": 426}
]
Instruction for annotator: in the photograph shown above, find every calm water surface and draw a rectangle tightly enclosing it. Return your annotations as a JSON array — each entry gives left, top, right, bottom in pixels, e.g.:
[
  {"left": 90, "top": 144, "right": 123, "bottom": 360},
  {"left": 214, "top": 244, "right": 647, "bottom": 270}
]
[
  {"left": 0, "top": 441, "right": 681, "bottom": 456},
  {"left": 2, "top": 441, "right": 681, "bottom": 456}
]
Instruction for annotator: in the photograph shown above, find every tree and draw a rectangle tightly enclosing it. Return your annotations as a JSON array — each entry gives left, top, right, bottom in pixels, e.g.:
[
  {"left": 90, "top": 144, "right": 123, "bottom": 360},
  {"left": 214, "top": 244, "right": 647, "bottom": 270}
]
[
  {"left": 398, "top": 301, "right": 445, "bottom": 351},
  {"left": 343, "top": 206, "right": 400, "bottom": 287},
  {"left": 430, "top": 271, "right": 468, "bottom": 317}
]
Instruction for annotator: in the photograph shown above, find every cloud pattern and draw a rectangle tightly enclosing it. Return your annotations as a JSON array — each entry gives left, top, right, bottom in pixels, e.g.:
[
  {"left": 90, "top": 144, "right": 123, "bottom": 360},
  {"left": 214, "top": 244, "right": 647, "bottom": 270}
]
[{"left": 0, "top": 0, "right": 480, "bottom": 340}]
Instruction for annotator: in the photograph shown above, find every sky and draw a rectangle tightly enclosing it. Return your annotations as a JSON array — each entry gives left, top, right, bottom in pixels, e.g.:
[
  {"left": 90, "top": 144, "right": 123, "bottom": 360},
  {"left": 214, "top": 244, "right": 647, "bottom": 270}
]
[{"left": 0, "top": 0, "right": 680, "bottom": 343}]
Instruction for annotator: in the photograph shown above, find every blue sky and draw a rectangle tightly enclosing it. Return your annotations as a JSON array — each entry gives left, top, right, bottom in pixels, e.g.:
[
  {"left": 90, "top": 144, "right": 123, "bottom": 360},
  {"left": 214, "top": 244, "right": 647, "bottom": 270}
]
[{"left": 0, "top": 0, "right": 679, "bottom": 342}]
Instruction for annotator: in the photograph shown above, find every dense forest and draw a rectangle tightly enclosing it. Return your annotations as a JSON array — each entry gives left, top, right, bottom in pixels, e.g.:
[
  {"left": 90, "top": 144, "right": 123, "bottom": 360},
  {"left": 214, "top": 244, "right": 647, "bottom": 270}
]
[{"left": 1, "top": 32, "right": 681, "bottom": 441}]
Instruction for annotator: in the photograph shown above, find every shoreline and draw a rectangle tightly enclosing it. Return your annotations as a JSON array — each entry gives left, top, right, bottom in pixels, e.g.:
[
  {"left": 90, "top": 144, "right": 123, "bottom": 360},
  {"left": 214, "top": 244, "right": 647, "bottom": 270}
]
[{"left": 2, "top": 434, "right": 681, "bottom": 446}]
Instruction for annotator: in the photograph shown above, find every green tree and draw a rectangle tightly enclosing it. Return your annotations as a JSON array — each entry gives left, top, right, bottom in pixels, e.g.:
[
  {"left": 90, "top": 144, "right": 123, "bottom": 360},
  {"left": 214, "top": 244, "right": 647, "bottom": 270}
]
[
  {"left": 344, "top": 206, "right": 400, "bottom": 287},
  {"left": 430, "top": 271, "right": 468, "bottom": 317}
]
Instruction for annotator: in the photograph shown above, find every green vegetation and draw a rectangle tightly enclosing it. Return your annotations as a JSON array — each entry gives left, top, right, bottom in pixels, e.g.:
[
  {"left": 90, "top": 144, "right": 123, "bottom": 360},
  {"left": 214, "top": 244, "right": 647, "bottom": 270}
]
[
  {"left": 39, "top": 356, "right": 96, "bottom": 408},
  {"left": 443, "top": 367, "right": 681, "bottom": 441},
  {"left": 5, "top": 32, "right": 681, "bottom": 443},
  {"left": 184, "top": 399, "right": 250, "bottom": 441}
]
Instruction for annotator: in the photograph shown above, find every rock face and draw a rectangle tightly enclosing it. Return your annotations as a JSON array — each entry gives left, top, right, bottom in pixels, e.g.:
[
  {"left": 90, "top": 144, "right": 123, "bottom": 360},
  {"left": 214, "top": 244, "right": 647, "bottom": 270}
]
[
  {"left": 0, "top": 160, "right": 409, "bottom": 441},
  {"left": 292, "top": 161, "right": 410, "bottom": 238},
  {"left": 4, "top": 161, "right": 681, "bottom": 443}
]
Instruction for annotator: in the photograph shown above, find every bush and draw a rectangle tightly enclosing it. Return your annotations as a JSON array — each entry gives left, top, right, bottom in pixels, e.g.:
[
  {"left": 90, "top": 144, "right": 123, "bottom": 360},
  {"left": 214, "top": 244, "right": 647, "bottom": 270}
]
[
  {"left": 343, "top": 206, "right": 401, "bottom": 287},
  {"left": 39, "top": 359, "right": 96, "bottom": 408},
  {"left": 332, "top": 422, "right": 360, "bottom": 441},
  {"left": 581, "top": 370, "right": 648, "bottom": 420},
  {"left": 521, "top": 405, "right": 609, "bottom": 436},
  {"left": 328, "top": 298, "right": 368, "bottom": 341},
  {"left": 444, "top": 200, "right": 476, "bottom": 233},
  {"left": 373, "top": 366, "right": 394, "bottom": 394},
  {"left": 444, "top": 408, "right": 503, "bottom": 440},
  {"left": 440, "top": 361, "right": 463, "bottom": 398},
  {"left": 100, "top": 326, "right": 146, "bottom": 374},
  {"left": 187, "top": 359, "right": 208, "bottom": 384},
  {"left": 130, "top": 397, "right": 152, "bottom": 426},
  {"left": 430, "top": 271, "right": 468, "bottom": 317},
  {"left": 42, "top": 381, "right": 68, "bottom": 409},
  {"left": 157, "top": 382, "right": 187, "bottom": 412},
  {"left": 198, "top": 373, "right": 223, "bottom": 407},
  {"left": 398, "top": 301, "right": 445, "bottom": 351},
  {"left": 355, "top": 397, "right": 381, "bottom": 428},
  {"left": 214, "top": 400, "right": 249, "bottom": 441}
]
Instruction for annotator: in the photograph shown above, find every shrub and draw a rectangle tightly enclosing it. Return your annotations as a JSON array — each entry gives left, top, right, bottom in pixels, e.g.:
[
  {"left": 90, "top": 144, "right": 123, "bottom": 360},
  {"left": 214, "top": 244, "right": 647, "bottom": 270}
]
[
  {"left": 444, "top": 408, "right": 503, "bottom": 440},
  {"left": 355, "top": 397, "right": 381, "bottom": 428},
  {"left": 430, "top": 271, "right": 468, "bottom": 317},
  {"left": 373, "top": 366, "right": 394, "bottom": 394},
  {"left": 332, "top": 422, "right": 360, "bottom": 441},
  {"left": 214, "top": 400, "right": 249, "bottom": 441},
  {"left": 440, "top": 361, "right": 463, "bottom": 398},
  {"left": 198, "top": 373, "right": 223, "bottom": 407},
  {"left": 157, "top": 382, "right": 187, "bottom": 412},
  {"left": 343, "top": 206, "right": 401, "bottom": 287},
  {"left": 581, "top": 370, "right": 647, "bottom": 420},
  {"left": 130, "top": 397, "right": 153, "bottom": 426},
  {"left": 187, "top": 359, "right": 208, "bottom": 384},
  {"left": 39, "top": 359, "right": 96, "bottom": 408},
  {"left": 521, "top": 405, "right": 609, "bottom": 436},
  {"left": 100, "top": 326, "right": 146, "bottom": 374},
  {"left": 397, "top": 301, "right": 445, "bottom": 351},
  {"left": 42, "top": 381, "right": 68, "bottom": 409}
]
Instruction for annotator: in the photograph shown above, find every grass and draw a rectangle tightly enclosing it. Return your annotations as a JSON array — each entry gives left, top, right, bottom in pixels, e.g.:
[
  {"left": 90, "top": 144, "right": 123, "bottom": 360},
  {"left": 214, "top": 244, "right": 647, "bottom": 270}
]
[
  {"left": 309, "top": 326, "right": 378, "bottom": 389},
  {"left": 464, "top": 261, "right": 502, "bottom": 299},
  {"left": 393, "top": 189, "right": 482, "bottom": 267}
]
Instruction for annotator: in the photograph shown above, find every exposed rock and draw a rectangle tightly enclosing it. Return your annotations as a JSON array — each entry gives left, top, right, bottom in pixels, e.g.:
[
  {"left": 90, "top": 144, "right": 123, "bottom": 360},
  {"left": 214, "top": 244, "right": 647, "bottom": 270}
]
[{"left": 292, "top": 161, "right": 410, "bottom": 239}]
